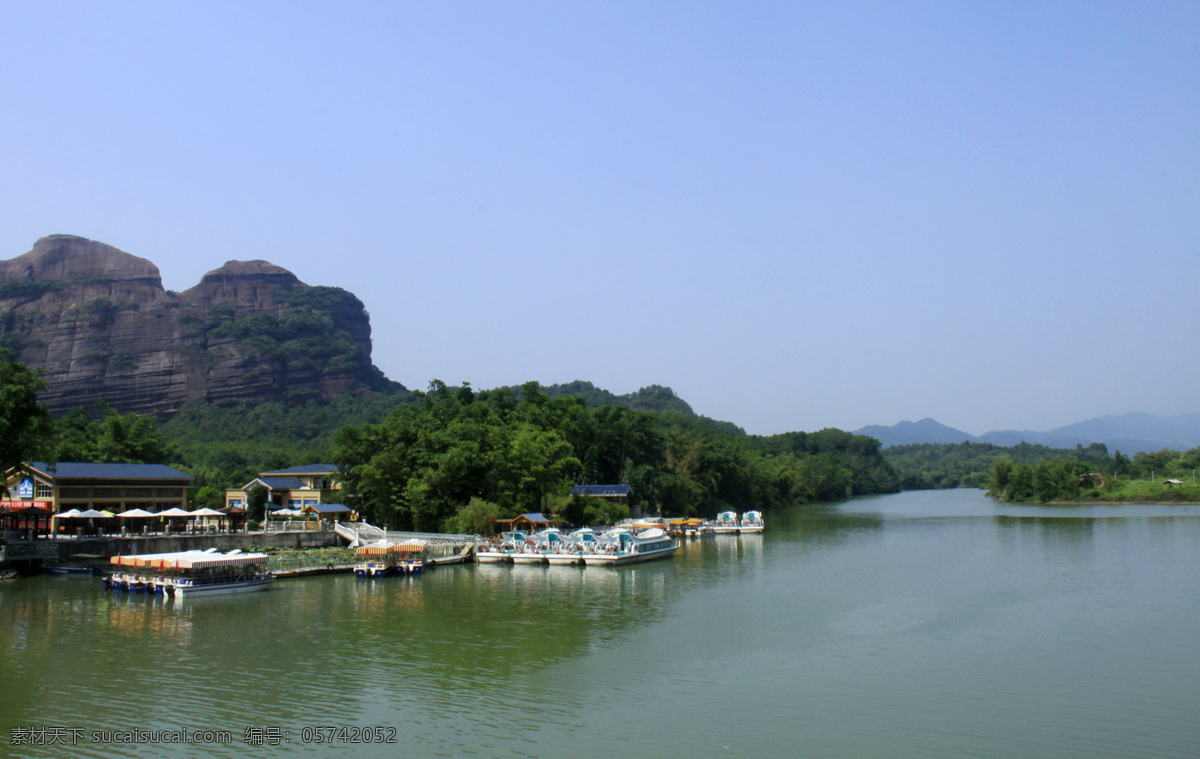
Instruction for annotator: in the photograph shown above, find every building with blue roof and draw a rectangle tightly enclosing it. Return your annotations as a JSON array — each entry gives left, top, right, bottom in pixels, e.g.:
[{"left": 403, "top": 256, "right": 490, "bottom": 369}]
[
  {"left": 570, "top": 484, "right": 632, "bottom": 499},
  {"left": 2, "top": 462, "right": 193, "bottom": 534},
  {"left": 225, "top": 463, "right": 341, "bottom": 512}
]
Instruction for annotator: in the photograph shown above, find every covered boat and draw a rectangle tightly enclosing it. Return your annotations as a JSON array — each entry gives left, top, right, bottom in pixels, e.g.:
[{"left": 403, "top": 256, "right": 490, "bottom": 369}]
[
  {"left": 355, "top": 542, "right": 394, "bottom": 578},
  {"left": 103, "top": 549, "right": 272, "bottom": 597}
]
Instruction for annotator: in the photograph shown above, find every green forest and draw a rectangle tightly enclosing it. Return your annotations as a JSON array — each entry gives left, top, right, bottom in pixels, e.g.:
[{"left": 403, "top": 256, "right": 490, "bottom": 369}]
[
  {"left": 1, "top": 348, "right": 901, "bottom": 530},
  {"left": 984, "top": 445, "right": 1200, "bottom": 503},
  {"left": 331, "top": 381, "right": 899, "bottom": 532},
  {"left": 883, "top": 441, "right": 1112, "bottom": 489},
  {"left": 883, "top": 438, "right": 1200, "bottom": 502}
]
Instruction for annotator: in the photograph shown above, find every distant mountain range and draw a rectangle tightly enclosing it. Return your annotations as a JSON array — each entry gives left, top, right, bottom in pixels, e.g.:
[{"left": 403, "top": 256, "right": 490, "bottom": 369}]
[{"left": 855, "top": 413, "right": 1200, "bottom": 455}]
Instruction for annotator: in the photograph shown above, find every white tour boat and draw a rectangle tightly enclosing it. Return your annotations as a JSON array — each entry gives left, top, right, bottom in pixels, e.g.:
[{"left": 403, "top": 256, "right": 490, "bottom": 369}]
[{"left": 581, "top": 527, "right": 679, "bottom": 567}]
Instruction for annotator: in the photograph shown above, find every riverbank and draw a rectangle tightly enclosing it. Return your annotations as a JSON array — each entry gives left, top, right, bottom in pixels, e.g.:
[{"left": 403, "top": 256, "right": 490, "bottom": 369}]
[
  {"left": 0, "top": 530, "right": 346, "bottom": 572},
  {"left": 998, "top": 481, "right": 1200, "bottom": 505}
]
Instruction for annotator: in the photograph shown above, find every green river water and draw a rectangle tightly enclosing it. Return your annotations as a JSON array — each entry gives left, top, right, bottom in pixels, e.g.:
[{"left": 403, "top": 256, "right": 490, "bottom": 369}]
[{"left": 2, "top": 489, "right": 1198, "bottom": 758}]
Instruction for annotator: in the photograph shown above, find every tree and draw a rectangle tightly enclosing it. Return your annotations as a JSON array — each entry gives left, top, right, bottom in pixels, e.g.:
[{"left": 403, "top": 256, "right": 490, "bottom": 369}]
[
  {"left": 0, "top": 348, "right": 52, "bottom": 477},
  {"left": 442, "top": 497, "right": 499, "bottom": 535},
  {"left": 987, "top": 459, "right": 1013, "bottom": 495},
  {"left": 49, "top": 401, "right": 175, "bottom": 464},
  {"left": 247, "top": 485, "right": 269, "bottom": 522}
]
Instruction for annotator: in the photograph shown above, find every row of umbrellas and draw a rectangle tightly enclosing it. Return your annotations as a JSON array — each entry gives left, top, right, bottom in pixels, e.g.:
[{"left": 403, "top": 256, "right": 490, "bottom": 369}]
[{"left": 55, "top": 507, "right": 228, "bottom": 520}]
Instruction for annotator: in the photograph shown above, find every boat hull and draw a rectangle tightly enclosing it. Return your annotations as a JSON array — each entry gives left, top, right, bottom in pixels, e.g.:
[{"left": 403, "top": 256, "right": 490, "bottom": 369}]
[
  {"left": 474, "top": 551, "right": 510, "bottom": 564},
  {"left": 173, "top": 577, "right": 273, "bottom": 598},
  {"left": 581, "top": 545, "right": 679, "bottom": 566},
  {"left": 511, "top": 552, "right": 548, "bottom": 565}
]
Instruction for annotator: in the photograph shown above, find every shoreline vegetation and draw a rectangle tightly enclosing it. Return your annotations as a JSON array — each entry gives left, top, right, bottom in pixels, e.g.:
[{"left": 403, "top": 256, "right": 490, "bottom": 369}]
[
  {"left": 882, "top": 438, "right": 1200, "bottom": 505},
  {"left": 985, "top": 455, "right": 1200, "bottom": 505},
  {"left": 1, "top": 346, "right": 902, "bottom": 530},
  {"left": 1007, "top": 479, "right": 1200, "bottom": 506}
]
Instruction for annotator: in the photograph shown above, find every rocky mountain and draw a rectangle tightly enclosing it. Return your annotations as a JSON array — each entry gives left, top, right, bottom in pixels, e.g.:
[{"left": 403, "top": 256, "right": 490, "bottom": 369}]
[
  {"left": 857, "top": 412, "right": 1200, "bottom": 454},
  {"left": 0, "top": 235, "right": 400, "bottom": 417}
]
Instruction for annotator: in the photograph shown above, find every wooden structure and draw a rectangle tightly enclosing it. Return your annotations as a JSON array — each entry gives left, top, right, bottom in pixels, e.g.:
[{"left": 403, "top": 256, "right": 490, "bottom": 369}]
[{"left": 490, "top": 512, "right": 560, "bottom": 535}]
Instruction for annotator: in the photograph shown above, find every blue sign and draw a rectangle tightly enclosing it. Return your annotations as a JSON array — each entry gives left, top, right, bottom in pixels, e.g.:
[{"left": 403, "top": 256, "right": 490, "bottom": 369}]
[{"left": 17, "top": 478, "right": 34, "bottom": 499}]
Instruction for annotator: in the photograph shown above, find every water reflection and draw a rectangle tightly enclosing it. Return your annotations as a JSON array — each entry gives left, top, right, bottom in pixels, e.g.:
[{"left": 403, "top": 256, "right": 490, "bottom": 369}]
[{"left": 4, "top": 491, "right": 1199, "bottom": 759}]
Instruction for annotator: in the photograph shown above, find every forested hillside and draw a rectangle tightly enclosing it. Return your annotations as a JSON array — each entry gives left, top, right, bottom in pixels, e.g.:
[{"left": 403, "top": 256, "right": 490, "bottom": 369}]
[
  {"left": 333, "top": 381, "right": 899, "bottom": 532},
  {"left": 885, "top": 441, "right": 1112, "bottom": 490}
]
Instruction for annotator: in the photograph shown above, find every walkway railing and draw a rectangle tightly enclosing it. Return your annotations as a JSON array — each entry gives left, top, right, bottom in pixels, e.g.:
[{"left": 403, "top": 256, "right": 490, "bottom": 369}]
[
  {"left": 334, "top": 522, "right": 482, "bottom": 546},
  {"left": 263, "top": 520, "right": 320, "bottom": 533}
]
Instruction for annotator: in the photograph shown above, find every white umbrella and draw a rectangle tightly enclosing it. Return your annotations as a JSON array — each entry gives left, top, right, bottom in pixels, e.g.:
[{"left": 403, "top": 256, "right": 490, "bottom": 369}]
[
  {"left": 158, "top": 507, "right": 194, "bottom": 517},
  {"left": 116, "top": 508, "right": 157, "bottom": 518},
  {"left": 190, "top": 508, "right": 225, "bottom": 517},
  {"left": 56, "top": 509, "right": 82, "bottom": 519},
  {"left": 75, "top": 509, "right": 110, "bottom": 519}
]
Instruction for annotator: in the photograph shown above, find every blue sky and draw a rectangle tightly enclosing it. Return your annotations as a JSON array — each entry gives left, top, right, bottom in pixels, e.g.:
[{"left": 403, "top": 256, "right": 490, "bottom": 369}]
[{"left": 1, "top": 1, "right": 1196, "bottom": 436}]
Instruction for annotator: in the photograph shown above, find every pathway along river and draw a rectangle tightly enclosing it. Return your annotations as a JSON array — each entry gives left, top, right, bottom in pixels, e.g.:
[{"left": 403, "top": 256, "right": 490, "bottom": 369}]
[{"left": 2, "top": 489, "right": 1198, "bottom": 758}]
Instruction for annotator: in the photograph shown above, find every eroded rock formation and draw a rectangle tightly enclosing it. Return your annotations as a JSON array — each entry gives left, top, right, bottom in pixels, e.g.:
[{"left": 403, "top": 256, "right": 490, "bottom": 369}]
[{"left": 0, "top": 235, "right": 392, "bottom": 417}]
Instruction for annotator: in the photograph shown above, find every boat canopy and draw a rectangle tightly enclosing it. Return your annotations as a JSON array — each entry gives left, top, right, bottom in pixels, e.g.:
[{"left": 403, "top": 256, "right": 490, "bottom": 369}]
[
  {"left": 634, "top": 528, "right": 667, "bottom": 540},
  {"left": 110, "top": 550, "right": 267, "bottom": 569},
  {"left": 111, "top": 550, "right": 209, "bottom": 567},
  {"left": 173, "top": 553, "right": 269, "bottom": 569}
]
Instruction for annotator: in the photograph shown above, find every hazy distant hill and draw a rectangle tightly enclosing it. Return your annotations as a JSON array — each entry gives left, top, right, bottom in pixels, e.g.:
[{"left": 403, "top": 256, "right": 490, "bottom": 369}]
[
  {"left": 857, "top": 412, "right": 1200, "bottom": 454},
  {"left": 855, "top": 418, "right": 975, "bottom": 446}
]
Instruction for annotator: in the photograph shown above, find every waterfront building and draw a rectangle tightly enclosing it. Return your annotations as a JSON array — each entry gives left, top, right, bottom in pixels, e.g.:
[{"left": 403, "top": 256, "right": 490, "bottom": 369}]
[
  {"left": 1, "top": 462, "right": 193, "bottom": 536},
  {"left": 224, "top": 463, "right": 340, "bottom": 511}
]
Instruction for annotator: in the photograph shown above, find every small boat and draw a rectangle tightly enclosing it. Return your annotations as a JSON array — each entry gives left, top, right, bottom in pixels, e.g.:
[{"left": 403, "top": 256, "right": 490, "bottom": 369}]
[
  {"left": 44, "top": 563, "right": 95, "bottom": 575},
  {"left": 710, "top": 511, "right": 740, "bottom": 534},
  {"left": 669, "top": 518, "right": 712, "bottom": 538},
  {"left": 391, "top": 541, "right": 427, "bottom": 575},
  {"left": 739, "top": 511, "right": 765, "bottom": 533},
  {"left": 546, "top": 527, "right": 595, "bottom": 566},
  {"left": 477, "top": 531, "right": 527, "bottom": 564},
  {"left": 355, "top": 543, "right": 394, "bottom": 577},
  {"left": 512, "top": 529, "right": 563, "bottom": 565}
]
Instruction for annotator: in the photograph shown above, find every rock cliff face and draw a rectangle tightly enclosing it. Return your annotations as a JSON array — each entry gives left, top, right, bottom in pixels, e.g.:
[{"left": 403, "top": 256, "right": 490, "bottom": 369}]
[{"left": 0, "top": 235, "right": 394, "bottom": 417}]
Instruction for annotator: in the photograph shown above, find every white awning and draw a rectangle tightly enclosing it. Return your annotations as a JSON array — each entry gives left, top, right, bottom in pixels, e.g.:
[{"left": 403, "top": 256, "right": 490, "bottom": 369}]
[{"left": 173, "top": 553, "right": 269, "bottom": 569}]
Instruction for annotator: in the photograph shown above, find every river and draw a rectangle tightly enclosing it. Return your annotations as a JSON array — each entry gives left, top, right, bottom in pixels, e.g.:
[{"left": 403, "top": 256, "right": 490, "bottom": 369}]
[{"left": 2, "top": 489, "right": 1198, "bottom": 758}]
